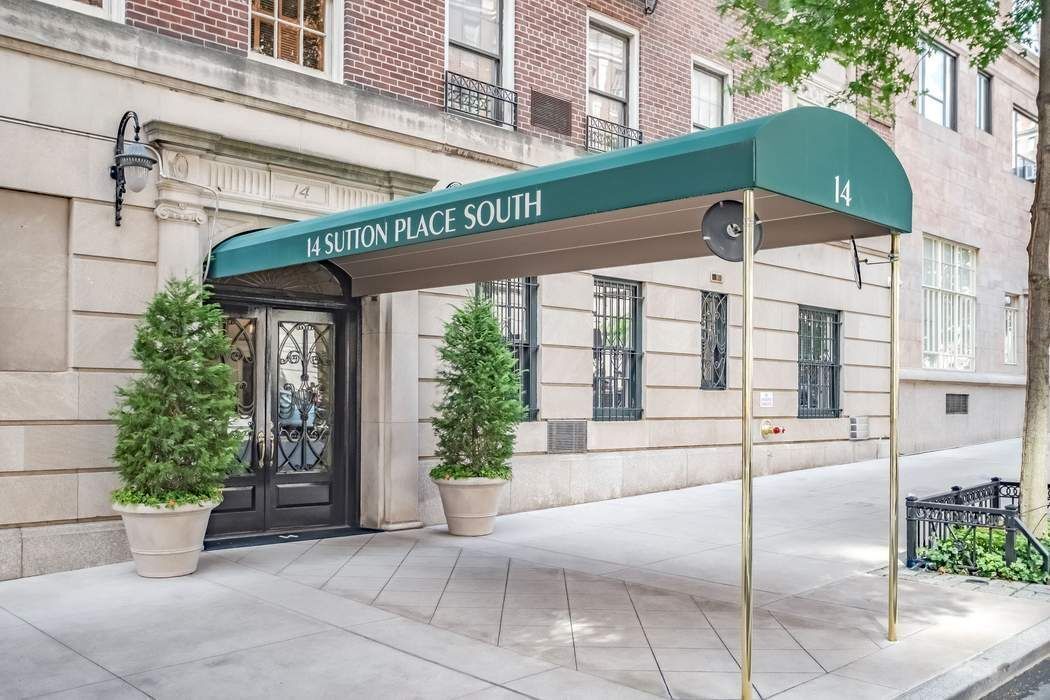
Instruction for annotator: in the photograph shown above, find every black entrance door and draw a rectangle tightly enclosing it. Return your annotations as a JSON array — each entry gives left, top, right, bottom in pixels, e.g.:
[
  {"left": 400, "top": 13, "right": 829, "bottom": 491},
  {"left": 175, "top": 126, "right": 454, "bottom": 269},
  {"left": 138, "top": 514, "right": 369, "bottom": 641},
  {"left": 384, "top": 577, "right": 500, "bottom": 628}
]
[{"left": 207, "top": 304, "right": 347, "bottom": 537}]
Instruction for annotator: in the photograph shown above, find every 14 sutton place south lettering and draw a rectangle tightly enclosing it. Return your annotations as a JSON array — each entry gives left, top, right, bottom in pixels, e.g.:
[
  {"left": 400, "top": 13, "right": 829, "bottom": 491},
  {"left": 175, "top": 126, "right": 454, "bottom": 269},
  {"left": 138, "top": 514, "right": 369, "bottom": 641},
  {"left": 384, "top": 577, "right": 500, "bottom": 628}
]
[{"left": 306, "top": 189, "right": 543, "bottom": 258}]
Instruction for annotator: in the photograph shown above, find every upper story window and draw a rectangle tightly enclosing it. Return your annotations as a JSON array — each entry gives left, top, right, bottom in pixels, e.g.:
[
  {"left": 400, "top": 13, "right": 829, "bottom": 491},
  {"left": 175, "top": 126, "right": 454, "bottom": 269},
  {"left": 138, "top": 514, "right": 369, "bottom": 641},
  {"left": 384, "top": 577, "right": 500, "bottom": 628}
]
[
  {"left": 593, "top": 276, "right": 643, "bottom": 421},
  {"left": 700, "top": 290, "right": 728, "bottom": 390},
  {"left": 918, "top": 43, "right": 956, "bottom": 129},
  {"left": 923, "top": 235, "right": 976, "bottom": 371},
  {"left": 798, "top": 306, "right": 841, "bottom": 418},
  {"left": 477, "top": 278, "right": 539, "bottom": 419},
  {"left": 250, "top": 0, "right": 339, "bottom": 77},
  {"left": 976, "top": 71, "right": 992, "bottom": 134},
  {"left": 448, "top": 0, "right": 502, "bottom": 84},
  {"left": 1004, "top": 294, "right": 1020, "bottom": 366},
  {"left": 692, "top": 67, "right": 725, "bottom": 130},
  {"left": 586, "top": 17, "right": 642, "bottom": 152},
  {"left": 1014, "top": 109, "right": 1038, "bottom": 181},
  {"left": 1016, "top": 1, "right": 1041, "bottom": 56},
  {"left": 445, "top": 0, "right": 516, "bottom": 127}
]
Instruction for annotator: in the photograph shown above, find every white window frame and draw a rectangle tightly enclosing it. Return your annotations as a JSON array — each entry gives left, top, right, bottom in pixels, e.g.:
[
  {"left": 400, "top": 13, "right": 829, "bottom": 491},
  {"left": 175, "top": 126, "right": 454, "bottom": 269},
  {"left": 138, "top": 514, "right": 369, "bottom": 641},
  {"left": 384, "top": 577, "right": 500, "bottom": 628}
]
[
  {"left": 586, "top": 11, "right": 640, "bottom": 132},
  {"left": 1004, "top": 294, "right": 1020, "bottom": 365},
  {"left": 444, "top": 0, "right": 516, "bottom": 91},
  {"left": 40, "top": 0, "right": 124, "bottom": 22},
  {"left": 247, "top": 0, "right": 344, "bottom": 83},
  {"left": 691, "top": 56, "right": 733, "bottom": 131},
  {"left": 922, "top": 235, "right": 977, "bottom": 372},
  {"left": 918, "top": 42, "right": 957, "bottom": 129},
  {"left": 976, "top": 71, "right": 992, "bottom": 135},
  {"left": 1013, "top": 108, "right": 1038, "bottom": 181}
]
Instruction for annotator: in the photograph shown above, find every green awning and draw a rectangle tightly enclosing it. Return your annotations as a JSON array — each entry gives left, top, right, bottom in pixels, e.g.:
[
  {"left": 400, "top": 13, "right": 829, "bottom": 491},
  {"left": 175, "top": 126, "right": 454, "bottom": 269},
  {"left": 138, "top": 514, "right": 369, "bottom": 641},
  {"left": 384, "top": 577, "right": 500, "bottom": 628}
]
[{"left": 210, "top": 107, "right": 911, "bottom": 295}]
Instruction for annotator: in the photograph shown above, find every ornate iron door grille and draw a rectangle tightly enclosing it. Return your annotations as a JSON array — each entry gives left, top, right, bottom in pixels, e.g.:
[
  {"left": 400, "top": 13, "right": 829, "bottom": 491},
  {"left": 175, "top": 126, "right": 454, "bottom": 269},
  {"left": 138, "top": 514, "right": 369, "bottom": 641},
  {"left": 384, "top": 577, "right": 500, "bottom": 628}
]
[
  {"left": 275, "top": 320, "right": 333, "bottom": 473},
  {"left": 445, "top": 72, "right": 518, "bottom": 128},
  {"left": 700, "top": 290, "right": 728, "bottom": 390},
  {"left": 798, "top": 306, "right": 841, "bottom": 418},
  {"left": 593, "top": 277, "right": 643, "bottom": 421},
  {"left": 477, "top": 277, "right": 539, "bottom": 420},
  {"left": 585, "top": 115, "right": 643, "bottom": 153}
]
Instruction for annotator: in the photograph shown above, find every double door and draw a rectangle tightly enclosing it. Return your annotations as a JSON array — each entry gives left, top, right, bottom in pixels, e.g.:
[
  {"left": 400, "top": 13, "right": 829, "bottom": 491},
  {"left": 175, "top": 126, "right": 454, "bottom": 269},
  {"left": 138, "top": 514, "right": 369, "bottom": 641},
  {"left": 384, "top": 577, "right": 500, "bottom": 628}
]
[{"left": 207, "top": 305, "right": 347, "bottom": 537}]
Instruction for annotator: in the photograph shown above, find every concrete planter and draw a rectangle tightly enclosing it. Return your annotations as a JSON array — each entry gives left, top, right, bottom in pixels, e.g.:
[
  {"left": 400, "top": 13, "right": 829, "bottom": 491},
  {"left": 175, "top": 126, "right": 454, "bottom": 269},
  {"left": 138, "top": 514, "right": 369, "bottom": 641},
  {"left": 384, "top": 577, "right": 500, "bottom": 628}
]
[
  {"left": 112, "top": 501, "right": 218, "bottom": 578},
  {"left": 433, "top": 478, "right": 508, "bottom": 536}
]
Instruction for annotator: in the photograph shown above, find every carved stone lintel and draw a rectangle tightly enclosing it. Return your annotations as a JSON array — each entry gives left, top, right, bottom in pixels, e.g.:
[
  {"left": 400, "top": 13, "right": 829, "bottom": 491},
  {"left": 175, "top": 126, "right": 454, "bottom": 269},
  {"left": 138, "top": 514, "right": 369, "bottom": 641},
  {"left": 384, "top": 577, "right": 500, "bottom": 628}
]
[{"left": 154, "top": 202, "right": 207, "bottom": 225}]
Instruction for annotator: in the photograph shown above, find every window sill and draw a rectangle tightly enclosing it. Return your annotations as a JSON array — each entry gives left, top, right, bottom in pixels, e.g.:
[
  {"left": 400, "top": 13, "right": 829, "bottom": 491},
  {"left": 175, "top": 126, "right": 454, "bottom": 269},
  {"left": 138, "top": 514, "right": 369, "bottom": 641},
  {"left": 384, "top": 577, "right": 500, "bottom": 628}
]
[{"left": 247, "top": 51, "right": 339, "bottom": 84}]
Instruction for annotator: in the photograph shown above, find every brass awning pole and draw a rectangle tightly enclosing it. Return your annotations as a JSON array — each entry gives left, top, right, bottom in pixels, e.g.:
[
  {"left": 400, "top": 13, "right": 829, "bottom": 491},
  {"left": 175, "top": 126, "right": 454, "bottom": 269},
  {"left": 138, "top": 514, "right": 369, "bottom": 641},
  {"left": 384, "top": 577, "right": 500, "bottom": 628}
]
[
  {"left": 888, "top": 232, "right": 901, "bottom": 642},
  {"left": 740, "top": 189, "right": 755, "bottom": 699}
]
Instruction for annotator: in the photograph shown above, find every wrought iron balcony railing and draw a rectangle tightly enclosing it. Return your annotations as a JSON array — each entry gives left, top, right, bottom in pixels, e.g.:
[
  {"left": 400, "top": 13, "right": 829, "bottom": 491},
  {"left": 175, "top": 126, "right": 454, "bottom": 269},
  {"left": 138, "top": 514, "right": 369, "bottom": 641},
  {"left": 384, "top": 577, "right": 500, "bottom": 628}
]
[
  {"left": 444, "top": 71, "right": 518, "bottom": 129},
  {"left": 586, "top": 115, "right": 643, "bottom": 153}
]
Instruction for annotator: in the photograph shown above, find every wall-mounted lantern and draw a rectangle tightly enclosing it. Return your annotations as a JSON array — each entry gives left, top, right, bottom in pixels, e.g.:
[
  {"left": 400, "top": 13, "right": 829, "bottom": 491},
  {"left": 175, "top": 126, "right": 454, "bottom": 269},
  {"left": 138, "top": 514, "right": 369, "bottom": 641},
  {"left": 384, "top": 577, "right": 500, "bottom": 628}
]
[
  {"left": 643, "top": 0, "right": 658, "bottom": 14},
  {"left": 110, "top": 110, "right": 157, "bottom": 226}
]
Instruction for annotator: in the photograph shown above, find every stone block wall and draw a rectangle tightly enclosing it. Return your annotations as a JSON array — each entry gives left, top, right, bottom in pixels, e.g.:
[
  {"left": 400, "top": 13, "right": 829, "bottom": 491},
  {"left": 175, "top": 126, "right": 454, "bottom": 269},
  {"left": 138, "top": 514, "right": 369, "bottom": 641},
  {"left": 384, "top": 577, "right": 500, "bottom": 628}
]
[
  {"left": 0, "top": 189, "right": 153, "bottom": 580},
  {"left": 416, "top": 240, "right": 893, "bottom": 525}
]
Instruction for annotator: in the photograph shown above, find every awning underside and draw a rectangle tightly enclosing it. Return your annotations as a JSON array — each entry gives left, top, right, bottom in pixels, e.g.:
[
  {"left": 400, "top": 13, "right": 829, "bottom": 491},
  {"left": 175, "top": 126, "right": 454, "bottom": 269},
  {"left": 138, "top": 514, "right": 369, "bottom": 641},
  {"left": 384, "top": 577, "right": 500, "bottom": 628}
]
[{"left": 209, "top": 107, "right": 912, "bottom": 296}]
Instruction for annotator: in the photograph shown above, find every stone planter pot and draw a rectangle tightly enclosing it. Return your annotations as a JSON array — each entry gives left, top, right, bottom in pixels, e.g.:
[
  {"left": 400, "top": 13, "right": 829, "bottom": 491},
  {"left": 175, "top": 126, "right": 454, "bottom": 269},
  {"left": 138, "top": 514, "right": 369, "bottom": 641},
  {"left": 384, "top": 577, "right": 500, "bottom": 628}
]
[
  {"left": 112, "top": 501, "right": 218, "bottom": 578},
  {"left": 433, "top": 477, "right": 508, "bottom": 536}
]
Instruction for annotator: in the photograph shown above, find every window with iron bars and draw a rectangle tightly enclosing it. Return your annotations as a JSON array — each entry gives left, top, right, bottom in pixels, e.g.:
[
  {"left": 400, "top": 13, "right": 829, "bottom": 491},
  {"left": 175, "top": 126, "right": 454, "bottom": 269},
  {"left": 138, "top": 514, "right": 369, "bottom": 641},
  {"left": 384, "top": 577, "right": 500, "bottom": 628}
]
[
  {"left": 798, "top": 306, "right": 841, "bottom": 418},
  {"left": 700, "top": 290, "right": 727, "bottom": 390},
  {"left": 477, "top": 278, "right": 538, "bottom": 420},
  {"left": 593, "top": 277, "right": 643, "bottom": 421}
]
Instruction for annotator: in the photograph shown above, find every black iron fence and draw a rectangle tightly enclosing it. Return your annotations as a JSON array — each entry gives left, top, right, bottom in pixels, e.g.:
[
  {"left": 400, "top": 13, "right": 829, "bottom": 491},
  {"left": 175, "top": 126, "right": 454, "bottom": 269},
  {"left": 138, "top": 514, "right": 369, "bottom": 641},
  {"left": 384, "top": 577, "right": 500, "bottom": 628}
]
[
  {"left": 586, "top": 115, "right": 643, "bottom": 153},
  {"left": 906, "top": 478, "right": 1050, "bottom": 575},
  {"left": 444, "top": 72, "right": 518, "bottom": 128}
]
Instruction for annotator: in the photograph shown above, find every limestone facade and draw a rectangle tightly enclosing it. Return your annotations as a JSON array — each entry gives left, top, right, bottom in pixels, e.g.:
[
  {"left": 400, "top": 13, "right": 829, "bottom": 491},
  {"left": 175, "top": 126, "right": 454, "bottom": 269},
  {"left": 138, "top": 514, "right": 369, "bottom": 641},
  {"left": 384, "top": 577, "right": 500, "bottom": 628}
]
[{"left": 0, "top": 0, "right": 1035, "bottom": 578}]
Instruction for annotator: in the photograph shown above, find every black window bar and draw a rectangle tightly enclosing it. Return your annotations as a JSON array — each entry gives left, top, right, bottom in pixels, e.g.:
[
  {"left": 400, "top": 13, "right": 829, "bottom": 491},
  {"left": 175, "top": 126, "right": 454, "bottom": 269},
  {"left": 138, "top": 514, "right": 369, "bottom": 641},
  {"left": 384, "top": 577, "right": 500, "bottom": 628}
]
[
  {"left": 593, "top": 277, "right": 643, "bottom": 421},
  {"left": 477, "top": 277, "right": 539, "bottom": 420},
  {"left": 445, "top": 71, "right": 518, "bottom": 129},
  {"left": 586, "top": 115, "right": 643, "bottom": 153},
  {"left": 700, "top": 290, "right": 728, "bottom": 390},
  {"left": 798, "top": 306, "right": 842, "bottom": 418}
]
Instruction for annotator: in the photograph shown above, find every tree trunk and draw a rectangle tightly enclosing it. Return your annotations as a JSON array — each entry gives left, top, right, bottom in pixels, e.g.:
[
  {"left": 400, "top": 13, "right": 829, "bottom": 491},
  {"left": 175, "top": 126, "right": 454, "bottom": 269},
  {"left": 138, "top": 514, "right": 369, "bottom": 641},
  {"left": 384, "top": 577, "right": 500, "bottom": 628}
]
[{"left": 1019, "top": 1, "right": 1050, "bottom": 538}]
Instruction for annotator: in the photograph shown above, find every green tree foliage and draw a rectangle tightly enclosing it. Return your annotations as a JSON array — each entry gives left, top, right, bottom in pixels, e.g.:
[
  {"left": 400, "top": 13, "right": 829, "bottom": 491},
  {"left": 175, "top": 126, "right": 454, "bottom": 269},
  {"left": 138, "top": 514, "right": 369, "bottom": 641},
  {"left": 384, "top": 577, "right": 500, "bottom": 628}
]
[
  {"left": 111, "top": 279, "right": 240, "bottom": 507},
  {"left": 718, "top": 0, "right": 1050, "bottom": 538},
  {"left": 718, "top": 0, "right": 1039, "bottom": 119},
  {"left": 430, "top": 295, "right": 523, "bottom": 481}
]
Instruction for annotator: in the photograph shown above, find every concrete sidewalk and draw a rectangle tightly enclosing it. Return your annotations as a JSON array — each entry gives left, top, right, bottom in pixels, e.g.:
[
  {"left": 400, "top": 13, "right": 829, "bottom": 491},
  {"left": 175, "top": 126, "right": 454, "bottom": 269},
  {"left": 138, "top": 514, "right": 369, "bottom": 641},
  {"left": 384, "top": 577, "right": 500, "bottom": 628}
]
[{"left": 2, "top": 439, "right": 1048, "bottom": 699}]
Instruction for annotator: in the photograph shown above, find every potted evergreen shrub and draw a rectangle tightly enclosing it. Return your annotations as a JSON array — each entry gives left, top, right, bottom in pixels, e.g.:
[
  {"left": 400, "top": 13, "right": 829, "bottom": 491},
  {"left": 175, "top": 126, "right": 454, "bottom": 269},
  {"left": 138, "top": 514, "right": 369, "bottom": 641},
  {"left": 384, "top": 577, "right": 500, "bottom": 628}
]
[
  {"left": 431, "top": 295, "right": 523, "bottom": 536},
  {"left": 111, "top": 278, "right": 240, "bottom": 577}
]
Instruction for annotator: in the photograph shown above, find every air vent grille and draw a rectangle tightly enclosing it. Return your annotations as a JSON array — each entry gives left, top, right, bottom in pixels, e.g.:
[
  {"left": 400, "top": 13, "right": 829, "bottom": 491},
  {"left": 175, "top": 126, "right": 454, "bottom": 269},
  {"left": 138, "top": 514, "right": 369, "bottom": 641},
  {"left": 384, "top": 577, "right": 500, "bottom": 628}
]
[
  {"left": 946, "top": 393, "right": 969, "bottom": 415},
  {"left": 531, "top": 90, "right": 573, "bottom": 136},
  {"left": 547, "top": 420, "right": 587, "bottom": 454}
]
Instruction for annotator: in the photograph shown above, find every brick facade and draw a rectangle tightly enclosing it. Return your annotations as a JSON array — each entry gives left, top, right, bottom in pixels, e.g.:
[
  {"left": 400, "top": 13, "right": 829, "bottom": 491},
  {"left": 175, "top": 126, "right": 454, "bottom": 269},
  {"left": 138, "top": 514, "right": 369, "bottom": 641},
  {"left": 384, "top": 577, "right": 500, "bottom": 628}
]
[
  {"left": 125, "top": 0, "right": 248, "bottom": 53},
  {"left": 344, "top": 0, "right": 446, "bottom": 105},
  {"left": 112, "top": 0, "right": 805, "bottom": 147}
]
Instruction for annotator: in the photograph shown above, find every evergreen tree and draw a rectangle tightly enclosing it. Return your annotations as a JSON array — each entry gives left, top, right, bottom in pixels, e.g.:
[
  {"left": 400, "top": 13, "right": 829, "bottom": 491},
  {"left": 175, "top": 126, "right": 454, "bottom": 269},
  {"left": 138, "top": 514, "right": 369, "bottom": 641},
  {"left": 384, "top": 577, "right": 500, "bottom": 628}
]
[
  {"left": 112, "top": 278, "right": 240, "bottom": 507},
  {"left": 430, "top": 295, "right": 523, "bottom": 481}
]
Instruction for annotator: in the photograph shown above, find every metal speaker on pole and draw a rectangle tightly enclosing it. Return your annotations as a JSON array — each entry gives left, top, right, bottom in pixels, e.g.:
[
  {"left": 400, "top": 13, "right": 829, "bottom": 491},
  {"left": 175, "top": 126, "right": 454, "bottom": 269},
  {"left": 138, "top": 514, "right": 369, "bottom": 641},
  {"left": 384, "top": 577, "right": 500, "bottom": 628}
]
[{"left": 701, "top": 200, "right": 764, "bottom": 262}]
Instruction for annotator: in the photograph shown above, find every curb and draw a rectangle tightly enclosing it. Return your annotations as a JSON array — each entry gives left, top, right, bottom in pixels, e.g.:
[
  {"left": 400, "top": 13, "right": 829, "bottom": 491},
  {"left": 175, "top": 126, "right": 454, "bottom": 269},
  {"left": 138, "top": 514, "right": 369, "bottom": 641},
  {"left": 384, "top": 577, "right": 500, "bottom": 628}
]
[{"left": 897, "top": 617, "right": 1050, "bottom": 699}]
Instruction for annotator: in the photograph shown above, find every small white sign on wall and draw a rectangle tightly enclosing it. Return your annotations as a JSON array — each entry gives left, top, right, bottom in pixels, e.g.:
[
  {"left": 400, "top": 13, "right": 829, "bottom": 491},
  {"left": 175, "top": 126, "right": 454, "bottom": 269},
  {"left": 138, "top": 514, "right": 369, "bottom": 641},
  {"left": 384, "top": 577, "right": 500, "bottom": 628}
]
[{"left": 759, "top": 392, "right": 774, "bottom": 409}]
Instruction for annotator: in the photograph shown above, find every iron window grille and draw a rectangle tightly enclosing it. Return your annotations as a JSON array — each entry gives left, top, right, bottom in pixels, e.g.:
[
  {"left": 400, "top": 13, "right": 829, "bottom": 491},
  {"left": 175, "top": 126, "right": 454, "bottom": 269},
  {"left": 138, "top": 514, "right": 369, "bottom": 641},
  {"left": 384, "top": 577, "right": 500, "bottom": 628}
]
[
  {"left": 477, "top": 277, "right": 538, "bottom": 420},
  {"left": 798, "top": 306, "right": 841, "bottom": 418},
  {"left": 593, "top": 277, "right": 643, "bottom": 421},
  {"left": 946, "top": 393, "right": 970, "bottom": 415},
  {"left": 700, "top": 290, "right": 728, "bottom": 390},
  {"left": 445, "top": 72, "right": 518, "bottom": 128},
  {"left": 586, "top": 115, "right": 643, "bottom": 152}
]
